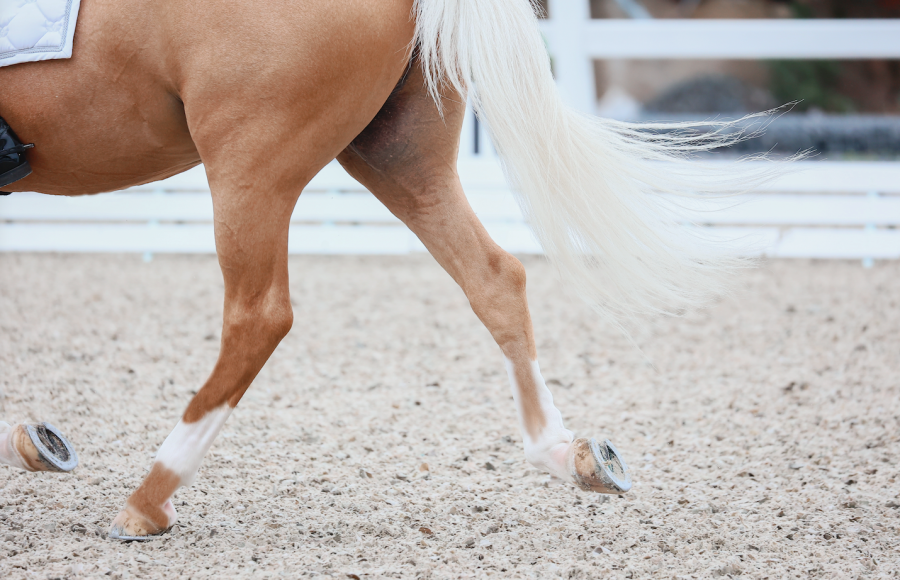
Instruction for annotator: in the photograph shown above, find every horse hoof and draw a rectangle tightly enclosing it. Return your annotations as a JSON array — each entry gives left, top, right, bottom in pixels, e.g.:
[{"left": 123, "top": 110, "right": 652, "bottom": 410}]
[
  {"left": 108, "top": 525, "right": 171, "bottom": 542},
  {"left": 108, "top": 503, "right": 175, "bottom": 541},
  {"left": 108, "top": 526, "right": 171, "bottom": 541},
  {"left": 8, "top": 422, "right": 79, "bottom": 472},
  {"left": 567, "top": 438, "right": 632, "bottom": 494}
]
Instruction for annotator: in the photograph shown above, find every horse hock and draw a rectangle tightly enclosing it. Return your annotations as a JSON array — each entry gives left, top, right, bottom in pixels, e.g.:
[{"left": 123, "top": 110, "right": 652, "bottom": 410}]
[{"left": 0, "top": 421, "right": 79, "bottom": 472}]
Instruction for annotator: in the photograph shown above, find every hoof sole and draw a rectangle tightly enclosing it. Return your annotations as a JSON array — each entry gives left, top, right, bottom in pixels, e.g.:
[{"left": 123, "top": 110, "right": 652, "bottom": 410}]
[
  {"left": 25, "top": 422, "right": 79, "bottom": 472},
  {"left": 568, "top": 438, "right": 632, "bottom": 494}
]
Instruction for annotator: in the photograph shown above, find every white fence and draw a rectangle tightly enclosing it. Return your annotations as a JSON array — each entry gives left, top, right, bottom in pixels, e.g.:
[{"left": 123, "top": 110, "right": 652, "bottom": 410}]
[
  {"left": 2, "top": 7, "right": 900, "bottom": 261},
  {"left": 538, "top": 11, "right": 900, "bottom": 113},
  {"left": 3, "top": 157, "right": 899, "bottom": 261}
]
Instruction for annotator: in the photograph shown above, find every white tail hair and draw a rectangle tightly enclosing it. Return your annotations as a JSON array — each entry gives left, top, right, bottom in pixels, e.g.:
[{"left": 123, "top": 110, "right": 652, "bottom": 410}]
[{"left": 413, "top": 0, "right": 790, "bottom": 327}]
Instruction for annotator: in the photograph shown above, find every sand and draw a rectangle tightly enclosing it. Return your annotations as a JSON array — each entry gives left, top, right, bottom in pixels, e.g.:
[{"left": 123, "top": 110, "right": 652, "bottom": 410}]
[{"left": 0, "top": 254, "right": 898, "bottom": 579}]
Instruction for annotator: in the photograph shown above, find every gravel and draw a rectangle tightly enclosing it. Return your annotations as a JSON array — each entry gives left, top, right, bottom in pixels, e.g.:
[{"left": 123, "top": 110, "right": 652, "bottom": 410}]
[{"left": 1, "top": 253, "right": 898, "bottom": 578}]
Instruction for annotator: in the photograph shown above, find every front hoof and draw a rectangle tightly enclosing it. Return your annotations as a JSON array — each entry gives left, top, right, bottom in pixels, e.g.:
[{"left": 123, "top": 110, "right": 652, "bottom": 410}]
[
  {"left": 7, "top": 422, "right": 79, "bottom": 472},
  {"left": 26, "top": 422, "right": 79, "bottom": 472},
  {"left": 108, "top": 502, "right": 176, "bottom": 541},
  {"left": 567, "top": 438, "right": 632, "bottom": 494}
]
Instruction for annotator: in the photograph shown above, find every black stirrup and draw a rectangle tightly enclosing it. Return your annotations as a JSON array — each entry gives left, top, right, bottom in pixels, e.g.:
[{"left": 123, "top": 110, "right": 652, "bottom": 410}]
[{"left": 0, "top": 116, "right": 34, "bottom": 194}]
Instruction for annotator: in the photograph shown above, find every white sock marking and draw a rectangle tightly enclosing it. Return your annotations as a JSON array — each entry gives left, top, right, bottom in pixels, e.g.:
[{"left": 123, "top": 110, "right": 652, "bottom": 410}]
[
  {"left": 155, "top": 406, "right": 232, "bottom": 486},
  {"left": 504, "top": 358, "right": 574, "bottom": 481},
  {"left": 0, "top": 422, "right": 30, "bottom": 470}
]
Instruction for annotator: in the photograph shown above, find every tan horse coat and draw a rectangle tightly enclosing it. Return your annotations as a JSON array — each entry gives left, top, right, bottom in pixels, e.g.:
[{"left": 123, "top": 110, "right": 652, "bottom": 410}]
[{"left": 1, "top": 0, "right": 634, "bottom": 539}]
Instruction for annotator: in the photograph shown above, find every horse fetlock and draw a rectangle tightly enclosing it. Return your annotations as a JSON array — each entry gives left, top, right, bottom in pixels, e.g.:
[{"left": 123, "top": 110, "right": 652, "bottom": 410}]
[
  {"left": 0, "top": 423, "right": 39, "bottom": 471},
  {"left": 524, "top": 436, "right": 574, "bottom": 482}
]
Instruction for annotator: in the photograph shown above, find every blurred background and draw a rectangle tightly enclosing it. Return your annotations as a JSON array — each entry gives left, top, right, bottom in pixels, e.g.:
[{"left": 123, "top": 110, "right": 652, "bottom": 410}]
[
  {"left": 2, "top": 0, "right": 899, "bottom": 261},
  {"left": 538, "top": 0, "right": 900, "bottom": 158}
]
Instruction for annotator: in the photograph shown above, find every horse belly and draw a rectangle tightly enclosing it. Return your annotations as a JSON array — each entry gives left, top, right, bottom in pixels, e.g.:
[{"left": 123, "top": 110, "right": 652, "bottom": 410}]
[{"left": 0, "top": 0, "right": 200, "bottom": 196}]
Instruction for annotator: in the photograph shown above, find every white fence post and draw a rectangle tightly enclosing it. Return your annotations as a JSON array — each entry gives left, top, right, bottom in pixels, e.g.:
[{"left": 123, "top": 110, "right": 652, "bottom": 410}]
[{"left": 543, "top": 0, "right": 595, "bottom": 114}]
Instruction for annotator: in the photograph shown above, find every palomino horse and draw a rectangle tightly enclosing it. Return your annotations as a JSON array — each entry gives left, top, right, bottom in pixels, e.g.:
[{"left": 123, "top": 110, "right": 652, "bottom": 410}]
[{"left": 1, "top": 0, "right": 755, "bottom": 539}]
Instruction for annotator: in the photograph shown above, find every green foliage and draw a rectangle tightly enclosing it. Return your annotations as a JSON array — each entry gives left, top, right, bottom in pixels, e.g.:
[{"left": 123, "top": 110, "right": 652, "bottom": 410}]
[
  {"left": 768, "top": 2, "right": 861, "bottom": 113},
  {"left": 767, "top": 60, "right": 856, "bottom": 113},
  {"left": 789, "top": 1, "right": 816, "bottom": 19}
]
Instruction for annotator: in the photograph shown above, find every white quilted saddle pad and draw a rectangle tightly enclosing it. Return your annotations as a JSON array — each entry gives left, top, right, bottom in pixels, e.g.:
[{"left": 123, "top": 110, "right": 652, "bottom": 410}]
[{"left": 0, "top": 0, "right": 82, "bottom": 68}]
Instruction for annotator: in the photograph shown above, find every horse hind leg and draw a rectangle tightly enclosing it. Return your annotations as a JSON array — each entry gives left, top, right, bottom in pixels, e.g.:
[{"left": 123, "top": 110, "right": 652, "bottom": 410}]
[{"left": 338, "top": 60, "right": 631, "bottom": 495}]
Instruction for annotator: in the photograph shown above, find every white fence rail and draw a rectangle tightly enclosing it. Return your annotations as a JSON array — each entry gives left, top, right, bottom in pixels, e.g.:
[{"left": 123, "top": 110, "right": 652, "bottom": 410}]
[
  {"left": 540, "top": 1, "right": 900, "bottom": 113},
  {"left": 2, "top": 159, "right": 899, "bottom": 260},
  {"left": 2, "top": 7, "right": 900, "bottom": 260},
  {"left": 573, "top": 20, "right": 900, "bottom": 59}
]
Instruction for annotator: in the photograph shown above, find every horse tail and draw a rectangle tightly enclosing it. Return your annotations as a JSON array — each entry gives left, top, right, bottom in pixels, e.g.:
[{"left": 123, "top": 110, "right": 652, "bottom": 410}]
[{"left": 413, "top": 0, "right": 787, "bottom": 327}]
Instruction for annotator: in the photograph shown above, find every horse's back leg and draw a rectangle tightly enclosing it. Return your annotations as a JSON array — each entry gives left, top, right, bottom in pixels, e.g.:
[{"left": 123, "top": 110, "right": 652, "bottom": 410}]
[{"left": 338, "top": 61, "right": 630, "bottom": 494}]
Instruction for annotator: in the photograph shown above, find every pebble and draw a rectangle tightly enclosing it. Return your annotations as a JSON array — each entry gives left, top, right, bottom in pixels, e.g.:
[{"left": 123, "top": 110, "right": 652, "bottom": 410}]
[{"left": 0, "top": 256, "right": 896, "bottom": 579}]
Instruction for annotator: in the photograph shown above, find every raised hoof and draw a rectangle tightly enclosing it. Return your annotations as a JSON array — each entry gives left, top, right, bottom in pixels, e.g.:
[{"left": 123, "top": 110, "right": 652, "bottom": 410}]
[
  {"left": 11, "top": 422, "right": 79, "bottom": 472},
  {"left": 567, "top": 438, "right": 632, "bottom": 494},
  {"left": 108, "top": 503, "right": 176, "bottom": 541}
]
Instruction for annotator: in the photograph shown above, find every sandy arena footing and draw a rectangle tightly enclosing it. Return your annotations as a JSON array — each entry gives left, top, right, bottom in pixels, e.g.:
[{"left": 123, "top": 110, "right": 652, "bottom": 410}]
[{"left": 0, "top": 254, "right": 898, "bottom": 579}]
